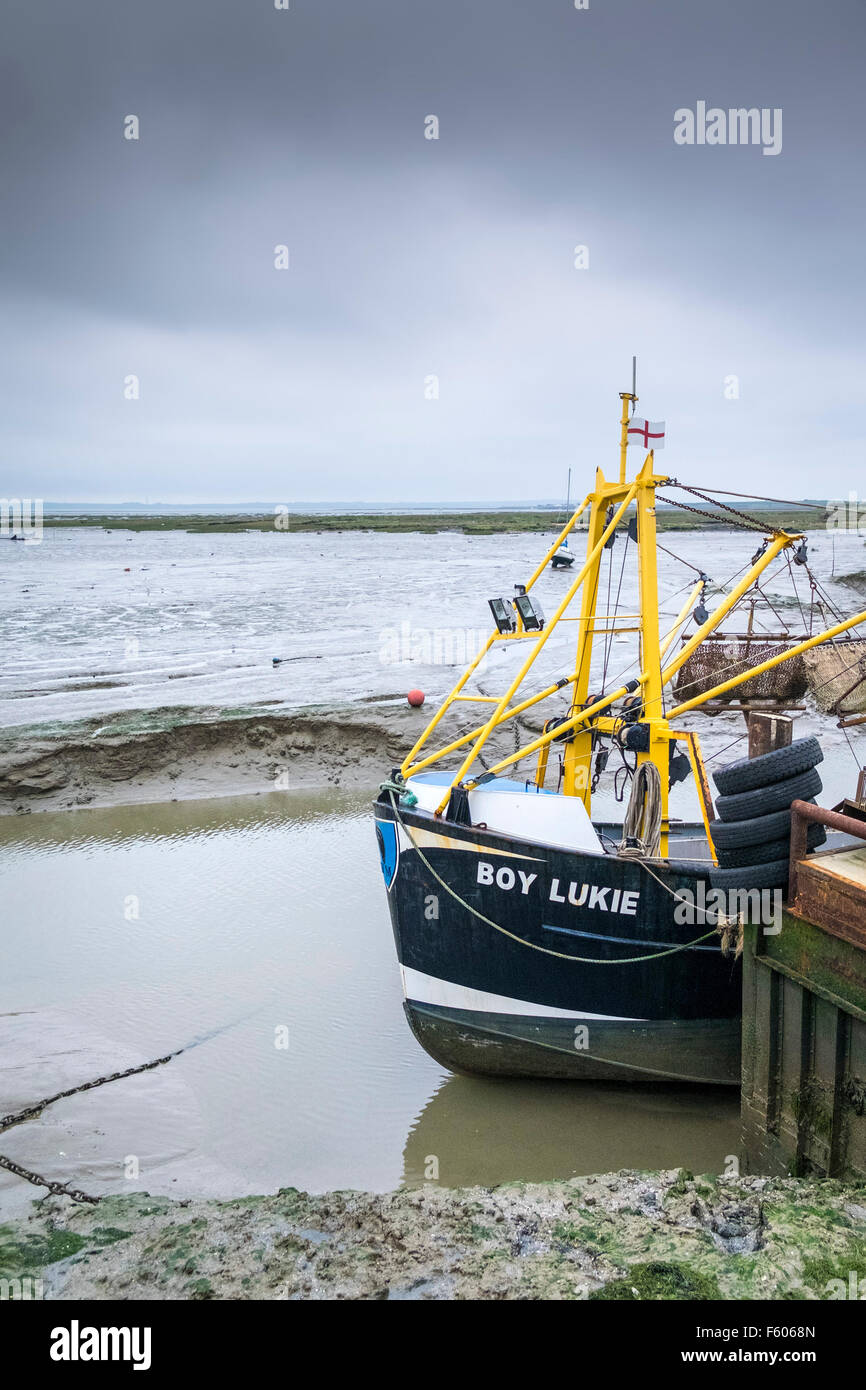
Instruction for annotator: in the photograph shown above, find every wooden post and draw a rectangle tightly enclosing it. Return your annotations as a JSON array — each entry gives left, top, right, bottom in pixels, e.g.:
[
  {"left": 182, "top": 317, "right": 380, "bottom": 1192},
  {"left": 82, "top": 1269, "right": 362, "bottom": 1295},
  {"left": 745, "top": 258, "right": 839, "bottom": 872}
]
[{"left": 748, "top": 711, "right": 793, "bottom": 760}]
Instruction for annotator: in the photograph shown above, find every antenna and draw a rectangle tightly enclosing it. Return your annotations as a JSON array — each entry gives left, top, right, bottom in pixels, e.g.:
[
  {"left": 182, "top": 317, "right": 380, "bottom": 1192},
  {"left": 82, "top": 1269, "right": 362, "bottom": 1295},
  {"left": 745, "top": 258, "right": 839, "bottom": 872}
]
[{"left": 631, "top": 356, "right": 637, "bottom": 415}]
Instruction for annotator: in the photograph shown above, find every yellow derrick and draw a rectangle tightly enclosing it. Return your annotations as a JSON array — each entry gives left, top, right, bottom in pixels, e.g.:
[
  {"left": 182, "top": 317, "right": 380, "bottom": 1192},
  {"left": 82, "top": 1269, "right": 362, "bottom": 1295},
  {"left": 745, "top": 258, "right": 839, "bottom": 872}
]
[{"left": 400, "top": 389, "right": 866, "bottom": 858}]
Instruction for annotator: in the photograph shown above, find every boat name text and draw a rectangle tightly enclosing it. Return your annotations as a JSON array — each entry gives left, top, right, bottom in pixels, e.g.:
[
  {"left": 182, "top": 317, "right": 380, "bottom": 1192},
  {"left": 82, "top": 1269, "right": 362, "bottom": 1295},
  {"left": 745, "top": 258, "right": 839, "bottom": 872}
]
[{"left": 476, "top": 862, "right": 640, "bottom": 915}]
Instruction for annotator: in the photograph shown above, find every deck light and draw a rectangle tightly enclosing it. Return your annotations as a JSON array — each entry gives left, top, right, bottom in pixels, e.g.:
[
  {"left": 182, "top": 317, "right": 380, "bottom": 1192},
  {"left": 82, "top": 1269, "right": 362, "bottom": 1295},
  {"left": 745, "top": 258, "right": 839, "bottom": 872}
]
[
  {"left": 488, "top": 597, "right": 517, "bottom": 634},
  {"left": 513, "top": 592, "right": 545, "bottom": 631}
]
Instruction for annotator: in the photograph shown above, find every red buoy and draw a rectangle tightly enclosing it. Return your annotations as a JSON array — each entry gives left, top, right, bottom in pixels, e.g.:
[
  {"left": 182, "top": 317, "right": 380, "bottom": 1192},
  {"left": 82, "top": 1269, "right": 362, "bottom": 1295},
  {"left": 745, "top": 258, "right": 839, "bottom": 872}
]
[{"left": 407, "top": 688, "right": 425, "bottom": 707}]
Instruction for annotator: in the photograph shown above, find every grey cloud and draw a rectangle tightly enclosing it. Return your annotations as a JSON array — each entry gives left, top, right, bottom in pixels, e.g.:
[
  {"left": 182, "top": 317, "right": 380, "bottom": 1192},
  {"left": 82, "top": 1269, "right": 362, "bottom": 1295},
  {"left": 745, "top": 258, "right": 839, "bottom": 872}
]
[{"left": 1, "top": 0, "right": 864, "bottom": 501}]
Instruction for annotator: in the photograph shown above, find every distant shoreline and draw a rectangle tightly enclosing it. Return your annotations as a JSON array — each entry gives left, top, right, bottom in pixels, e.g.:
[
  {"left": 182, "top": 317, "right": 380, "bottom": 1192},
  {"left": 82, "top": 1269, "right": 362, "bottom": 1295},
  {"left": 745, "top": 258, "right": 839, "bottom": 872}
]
[{"left": 43, "top": 507, "right": 823, "bottom": 535}]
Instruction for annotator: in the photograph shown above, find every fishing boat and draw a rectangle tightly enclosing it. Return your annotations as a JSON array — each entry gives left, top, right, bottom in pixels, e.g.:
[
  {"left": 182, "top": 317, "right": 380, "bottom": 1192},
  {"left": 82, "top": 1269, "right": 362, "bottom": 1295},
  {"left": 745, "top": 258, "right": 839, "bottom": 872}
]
[
  {"left": 374, "top": 379, "right": 866, "bottom": 1085},
  {"left": 551, "top": 468, "right": 576, "bottom": 568}
]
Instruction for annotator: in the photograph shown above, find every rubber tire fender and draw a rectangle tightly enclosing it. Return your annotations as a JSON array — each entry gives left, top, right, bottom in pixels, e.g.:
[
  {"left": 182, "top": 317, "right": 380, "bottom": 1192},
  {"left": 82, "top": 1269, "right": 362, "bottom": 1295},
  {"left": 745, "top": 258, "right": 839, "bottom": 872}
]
[
  {"left": 712, "top": 735, "right": 823, "bottom": 797},
  {"left": 709, "top": 801, "right": 817, "bottom": 849},
  {"left": 716, "top": 824, "right": 827, "bottom": 869},
  {"left": 708, "top": 858, "right": 792, "bottom": 892},
  {"left": 714, "top": 767, "right": 823, "bottom": 823}
]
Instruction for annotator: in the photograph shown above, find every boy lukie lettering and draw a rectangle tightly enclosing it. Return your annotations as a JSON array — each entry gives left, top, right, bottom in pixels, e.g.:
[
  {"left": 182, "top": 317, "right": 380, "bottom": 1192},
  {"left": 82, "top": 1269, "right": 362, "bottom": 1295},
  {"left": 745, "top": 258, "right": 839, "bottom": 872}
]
[{"left": 476, "top": 861, "right": 640, "bottom": 916}]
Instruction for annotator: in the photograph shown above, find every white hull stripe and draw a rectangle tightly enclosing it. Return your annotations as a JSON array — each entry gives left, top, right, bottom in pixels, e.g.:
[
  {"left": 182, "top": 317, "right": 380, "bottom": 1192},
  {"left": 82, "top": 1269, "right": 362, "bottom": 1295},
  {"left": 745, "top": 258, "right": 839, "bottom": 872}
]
[{"left": 400, "top": 965, "right": 645, "bottom": 1021}]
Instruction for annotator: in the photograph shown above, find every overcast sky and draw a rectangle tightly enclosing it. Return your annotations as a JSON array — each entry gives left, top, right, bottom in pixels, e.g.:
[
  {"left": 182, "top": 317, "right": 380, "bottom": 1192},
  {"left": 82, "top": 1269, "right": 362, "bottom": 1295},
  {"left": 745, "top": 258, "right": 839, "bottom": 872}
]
[{"left": 1, "top": 0, "right": 864, "bottom": 504}]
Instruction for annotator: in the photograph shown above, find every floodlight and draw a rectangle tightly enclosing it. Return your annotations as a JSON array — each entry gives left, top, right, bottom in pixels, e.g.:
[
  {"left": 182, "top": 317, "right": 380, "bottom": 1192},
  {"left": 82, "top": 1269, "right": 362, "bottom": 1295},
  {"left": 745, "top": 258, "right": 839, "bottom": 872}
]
[
  {"left": 488, "top": 597, "right": 517, "bottom": 634},
  {"left": 513, "top": 593, "right": 545, "bottom": 631}
]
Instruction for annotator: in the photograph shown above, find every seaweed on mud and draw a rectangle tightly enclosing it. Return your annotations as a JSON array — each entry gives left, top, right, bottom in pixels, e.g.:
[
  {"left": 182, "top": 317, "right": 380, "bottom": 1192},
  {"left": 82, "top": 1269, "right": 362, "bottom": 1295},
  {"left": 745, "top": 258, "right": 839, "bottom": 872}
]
[
  {"left": 800, "top": 1237, "right": 866, "bottom": 1297},
  {"left": 589, "top": 1261, "right": 723, "bottom": 1301},
  {"left": 0, "top": 1225, "right": 86, "bottom": 1276}
]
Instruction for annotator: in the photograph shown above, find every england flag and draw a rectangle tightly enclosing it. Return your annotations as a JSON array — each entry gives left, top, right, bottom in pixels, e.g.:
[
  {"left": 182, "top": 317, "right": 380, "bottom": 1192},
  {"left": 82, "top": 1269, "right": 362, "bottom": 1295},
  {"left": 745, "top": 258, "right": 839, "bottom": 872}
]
[{"left": 627, "top": 418, "right": 665, "bottom": 449}]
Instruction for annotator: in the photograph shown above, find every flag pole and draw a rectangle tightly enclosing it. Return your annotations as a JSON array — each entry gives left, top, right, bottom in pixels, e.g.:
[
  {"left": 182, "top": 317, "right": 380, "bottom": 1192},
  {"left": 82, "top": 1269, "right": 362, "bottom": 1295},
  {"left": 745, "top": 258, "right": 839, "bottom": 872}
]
[{"left": 619, "top": 357, "right": 637, "bottom": 483}]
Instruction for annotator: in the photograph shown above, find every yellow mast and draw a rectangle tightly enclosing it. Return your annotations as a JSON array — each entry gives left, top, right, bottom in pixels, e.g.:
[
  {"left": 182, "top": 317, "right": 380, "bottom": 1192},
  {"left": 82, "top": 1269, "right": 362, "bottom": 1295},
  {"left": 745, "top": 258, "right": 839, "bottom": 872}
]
[
  {"left": 634, "top": 451, "right": 670, "bottom": 853},
  {"left": 618, "top": 386, "right": 630, "bottom": 484},
  {"left": 563, "top": 386, "right": 638, "bottom": 806},
  {"left": 561, "top": 474, "right": 607, "bottom": 806}
]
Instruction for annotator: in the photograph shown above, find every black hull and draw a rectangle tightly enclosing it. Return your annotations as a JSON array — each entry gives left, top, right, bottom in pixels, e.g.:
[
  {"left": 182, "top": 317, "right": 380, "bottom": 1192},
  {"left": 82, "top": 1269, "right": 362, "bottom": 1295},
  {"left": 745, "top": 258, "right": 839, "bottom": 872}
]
[
  {"left": 405, "top": 1002, "right": 740, "bottom": 1084},
  {"left": 375, "top": 795, "right": 741, "bottom": 1086}
]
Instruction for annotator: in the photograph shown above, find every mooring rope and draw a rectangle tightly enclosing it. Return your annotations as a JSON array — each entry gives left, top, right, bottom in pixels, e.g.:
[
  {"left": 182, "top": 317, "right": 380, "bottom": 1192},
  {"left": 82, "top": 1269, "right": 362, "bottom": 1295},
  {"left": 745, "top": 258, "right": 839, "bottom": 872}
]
[{"left": 385, "top": 788, "right": 737, "bottom": 963}]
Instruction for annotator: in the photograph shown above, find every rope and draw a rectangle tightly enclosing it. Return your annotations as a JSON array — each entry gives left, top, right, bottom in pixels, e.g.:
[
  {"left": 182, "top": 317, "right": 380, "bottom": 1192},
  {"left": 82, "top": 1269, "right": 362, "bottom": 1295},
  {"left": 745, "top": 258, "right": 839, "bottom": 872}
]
[
  {"left": 385, "top": 789, "right": 735, "bottom": 963},
  {"left": 656, "top": 540, "right": 708, "bottom": 577},
  {"left": 616, "top": 761, "right": 662, "bottom": 859},
  {"left": 785, "top": 553, "right": 809, "bottom": 634},
  {"left": 704, "top": 732, "right": 749, "bottom": 765},
  {"left": 379, "top": 777, "right": 417, "bottom": 806},
  {"left": 627, "top": 855, "right": 742, "bottom": 959}
]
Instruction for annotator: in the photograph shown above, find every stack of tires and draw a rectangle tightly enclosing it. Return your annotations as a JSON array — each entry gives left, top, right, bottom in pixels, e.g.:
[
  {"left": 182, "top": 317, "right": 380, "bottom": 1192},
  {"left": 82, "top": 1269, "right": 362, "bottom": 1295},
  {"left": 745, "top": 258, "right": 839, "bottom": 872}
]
[{"left": 708, "top": 736, "right": 826, "bottom": 892}]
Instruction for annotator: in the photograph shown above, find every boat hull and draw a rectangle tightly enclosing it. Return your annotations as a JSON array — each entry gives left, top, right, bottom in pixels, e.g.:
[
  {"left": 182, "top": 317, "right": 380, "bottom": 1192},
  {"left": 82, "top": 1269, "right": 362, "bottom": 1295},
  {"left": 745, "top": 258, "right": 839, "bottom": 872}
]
[
  {"left": 403, "top": 1000, "right": 739, "bottom": 1084},
  {"left": 375, "top": 795, "right": 741, "bottom": 1085}
]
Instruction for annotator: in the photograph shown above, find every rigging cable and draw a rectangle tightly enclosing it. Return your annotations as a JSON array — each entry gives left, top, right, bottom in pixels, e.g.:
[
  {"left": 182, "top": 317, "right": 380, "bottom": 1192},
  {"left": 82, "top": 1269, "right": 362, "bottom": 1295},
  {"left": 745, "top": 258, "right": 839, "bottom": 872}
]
[
  {"left": 669, "top": 483, "right": 793, "bottom": 534},
  {"left": 656, "top": 490, "right": 772, "bottom": 535},
  {"left": 674, "top": 486, "right": 827, "bottom": 512},
  {"left": 600, "top": 527, "right": 630, "bottom": 692},
  {"left": 655, "top": 540, "right": 707, "bottom": 577}
]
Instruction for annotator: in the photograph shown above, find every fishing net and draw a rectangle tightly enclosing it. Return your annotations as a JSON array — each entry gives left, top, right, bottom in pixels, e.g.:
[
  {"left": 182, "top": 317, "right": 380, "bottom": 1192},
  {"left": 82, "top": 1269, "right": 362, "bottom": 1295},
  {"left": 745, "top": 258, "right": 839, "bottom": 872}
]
[
  {"left": 673, "top": 637, "right": 809, "bottom": 705},
  {"left": 803, "top": 640, "right": 866, "bottom": 714}
]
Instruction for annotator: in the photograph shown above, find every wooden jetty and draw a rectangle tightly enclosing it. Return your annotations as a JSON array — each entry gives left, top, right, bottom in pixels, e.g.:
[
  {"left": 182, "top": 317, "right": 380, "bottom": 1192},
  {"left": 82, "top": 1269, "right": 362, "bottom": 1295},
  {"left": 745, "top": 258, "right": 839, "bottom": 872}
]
[{"left": 741, "top": 801, "right": 866, "bottom": 1179}]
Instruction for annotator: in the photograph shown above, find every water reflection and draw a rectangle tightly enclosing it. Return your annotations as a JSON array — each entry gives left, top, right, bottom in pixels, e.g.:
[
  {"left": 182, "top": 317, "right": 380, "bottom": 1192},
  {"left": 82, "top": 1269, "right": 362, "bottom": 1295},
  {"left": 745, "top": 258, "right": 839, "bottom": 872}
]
[{"left": 404, "top": 1074, "right": 741, "bottom": 1189}]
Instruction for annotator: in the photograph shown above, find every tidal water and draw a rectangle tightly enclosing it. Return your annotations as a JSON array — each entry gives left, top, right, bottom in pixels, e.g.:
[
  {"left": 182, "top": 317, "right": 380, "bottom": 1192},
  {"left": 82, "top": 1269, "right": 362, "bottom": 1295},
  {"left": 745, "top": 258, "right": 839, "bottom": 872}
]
[{"left": 0, "top": 789, "right": 741, "bottom": 1215}]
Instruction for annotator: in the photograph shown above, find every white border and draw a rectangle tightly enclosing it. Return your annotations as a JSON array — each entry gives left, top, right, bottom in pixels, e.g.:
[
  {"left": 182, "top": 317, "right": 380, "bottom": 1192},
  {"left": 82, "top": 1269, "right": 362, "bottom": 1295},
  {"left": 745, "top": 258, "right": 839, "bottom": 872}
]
[{"left": 400, "top": 966, "right": 644, "bottom": 1021}]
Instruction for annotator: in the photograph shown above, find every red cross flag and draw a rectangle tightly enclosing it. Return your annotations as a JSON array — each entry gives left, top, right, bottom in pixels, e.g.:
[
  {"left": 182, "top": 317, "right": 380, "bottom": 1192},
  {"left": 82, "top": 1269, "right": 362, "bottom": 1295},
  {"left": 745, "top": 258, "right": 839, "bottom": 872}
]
[{"left": 627, "top": 417, "right": 665, "bottom": 449}]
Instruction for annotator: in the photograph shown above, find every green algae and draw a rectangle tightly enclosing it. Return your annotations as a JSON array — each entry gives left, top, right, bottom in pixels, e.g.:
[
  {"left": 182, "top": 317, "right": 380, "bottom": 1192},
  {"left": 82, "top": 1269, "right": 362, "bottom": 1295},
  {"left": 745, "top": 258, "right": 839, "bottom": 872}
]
[
  {"left": 186, "top": 1277, "right": 216, "bottom": 1299},
  {"left": 0, "top": 1225, "right": 85, "bottom": 1277},
  {"left": 591, "top": 1262, "right": 723, "bottom": 1301},
  {"left": 5, "top": 1174, "right": 866, "bottom": 1300},
  {"left": 90, "top": 1226, "right": 133, "bottom": 1246},
  {"left": 800, "top": 1238, "right": 866, "bottom": 1297}
]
